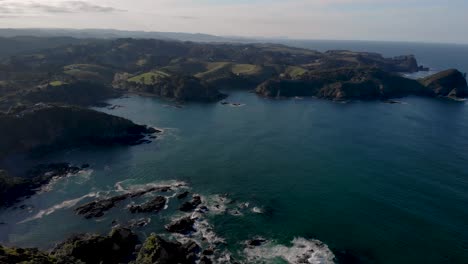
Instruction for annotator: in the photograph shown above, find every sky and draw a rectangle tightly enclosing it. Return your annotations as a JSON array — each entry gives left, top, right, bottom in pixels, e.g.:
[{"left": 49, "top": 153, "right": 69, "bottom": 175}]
[{"left": 0, "top": 0, "right": 467, "bottom": 44}]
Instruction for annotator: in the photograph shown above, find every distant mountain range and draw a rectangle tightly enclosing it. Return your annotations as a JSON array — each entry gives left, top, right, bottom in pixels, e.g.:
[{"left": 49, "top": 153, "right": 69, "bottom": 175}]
[{"left": 0, "top": 28, "right": 254, "bottom": 43}]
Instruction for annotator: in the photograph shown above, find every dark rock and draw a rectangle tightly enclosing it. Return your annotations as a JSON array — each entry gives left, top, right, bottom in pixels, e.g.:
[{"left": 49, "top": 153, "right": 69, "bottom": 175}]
[
  {"left": 199, "top": 255, "right": 213, "bottom": 264},
  {"left": 81, "top": 163, "right": 90, "bottom": 169},
  {"left": 202, "top": 248, "right": 214, "bottom": 255},
  {"left": 52, "top": 227, "right": 139, "bottom": 264},
  {"left": 177, "top": 191, "right": 190, "bottom": 199},
  {"left": 135, "top": 234, "right": 201, "bottom": 264},
  {"left": 129, "top": 196, "right": 167, "bottom": 213},
  {"left": 247, "top": 237, "right": 267, "bottom": 247},
  {"left": 0, "top": 163, "right": 82, "bottom": 207},
  {"left": 179, "top": 195, "right": 202, "bottom": 212},
  {"left": 75, "top": 194, "right": 130, "bottom": 219},
  {"left": 165, "top": 216, "right": 195, "bottom": 234},
  {"left": 75, "top": 186, "right": 172, "bottom": 218}
]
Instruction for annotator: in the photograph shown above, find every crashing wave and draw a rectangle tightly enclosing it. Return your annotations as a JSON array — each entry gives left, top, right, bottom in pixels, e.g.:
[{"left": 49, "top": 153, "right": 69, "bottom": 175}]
[
  {"left": 244, "top": 237, "right": 335, "bottom": 264},
  {"left": 19, "top": 192, "right": 100, "bottom": 223}
]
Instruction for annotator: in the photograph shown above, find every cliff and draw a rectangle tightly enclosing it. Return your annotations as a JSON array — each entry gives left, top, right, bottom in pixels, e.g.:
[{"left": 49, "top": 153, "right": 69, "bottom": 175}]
[
  {"left": 118, "top": 74, "right": 226, "bottom": 102},
  {"left": 420, "top": 69, "right": 468, "bottom": 98},
  {"left": 256, "top": 68, "right": 468, "bottom": 101},
  {"left": 0, "top": 104, "right": 156, "bottom": 159}
]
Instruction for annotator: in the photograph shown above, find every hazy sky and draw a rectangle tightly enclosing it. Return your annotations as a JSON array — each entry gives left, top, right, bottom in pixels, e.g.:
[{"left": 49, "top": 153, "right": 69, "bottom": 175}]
[{"left": 1, "top": 0, "right": 467, "bottom": 43}]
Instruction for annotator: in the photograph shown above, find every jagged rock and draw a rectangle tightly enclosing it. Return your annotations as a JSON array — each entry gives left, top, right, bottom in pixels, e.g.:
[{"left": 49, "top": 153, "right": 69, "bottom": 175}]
[
  {"left": 52, "top": 227, "right": 139, "bottom": 264},
  {"left": 135, "top": 234, "right": 200, "bottom": 264},
  {"left": 165, "top": 216, "right": 195, "bottom": 234},
  {"left": 75, "top": 194, "right": 130, "bottom": 219},
  {"left": 75, "top": 186, "right": 172, "bottom": 218},
  {"left": 177, "top": 191, "right": 190, "bottom": 199},
  {"left": 129, "top": 196, "right": 167, "bottom": 213},
  {"left": 179, "top": 195, "right": 202, "bottom": 212}
]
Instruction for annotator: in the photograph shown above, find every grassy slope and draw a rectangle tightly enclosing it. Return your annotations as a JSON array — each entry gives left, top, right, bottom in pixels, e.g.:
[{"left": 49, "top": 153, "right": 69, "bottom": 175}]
[
  {"left": 63, "top": 64, "right": 116, "bottom": 83},
  {"left": 127, "top": 71, "right": 170, "bottom": 85}
]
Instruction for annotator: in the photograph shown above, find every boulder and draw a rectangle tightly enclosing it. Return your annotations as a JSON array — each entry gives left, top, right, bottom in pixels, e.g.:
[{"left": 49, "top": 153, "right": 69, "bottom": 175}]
[
  {"left": 129, "top": 196, "right": 167, "bottom": 213},
  {"left": 165, "top": 216, "right": 195, "bottom": 234},
  {"left": 179, "top": 195, "right": 202, "bottom": 212}
]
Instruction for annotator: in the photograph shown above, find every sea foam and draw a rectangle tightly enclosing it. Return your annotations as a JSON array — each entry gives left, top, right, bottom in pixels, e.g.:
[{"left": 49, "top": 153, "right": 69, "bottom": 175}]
[{"left": 244, "top": 237, "right": 336, "bottom": 264}]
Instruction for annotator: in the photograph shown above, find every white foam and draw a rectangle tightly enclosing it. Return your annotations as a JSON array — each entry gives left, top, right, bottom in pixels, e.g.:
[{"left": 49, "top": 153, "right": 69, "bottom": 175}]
[
  {"left": 114, "top": 180, "right": 189, "bottom": 194},
  {"left": 37, "top": 169, "right": 94, "bottom": 194},
  {"left": 244, "top": 237, "right": 336, "bottom": 264},
  {"left": 203, "top": 194, "right": 231, "bottom": 215},
  {"left": 191, "top": 213, "right": 226, "bottom": 245},
  {"left": 19, "top": 192, "right": 99, "bottom": 223},
  {"left": 252, "top": 207, "right": 264, "bottom": 214}
]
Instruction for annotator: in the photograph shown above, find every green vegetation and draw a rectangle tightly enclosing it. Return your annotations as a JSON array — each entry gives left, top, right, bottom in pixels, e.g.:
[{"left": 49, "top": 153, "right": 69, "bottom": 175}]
[
  {"left": 49, "top": 80, "right": 65, "bottom": 86},
  {"left": 284, "top": 66, "right": 307, "bottom": 78},
  {"left": 0, "top": 244, "right": 57, "bottom": 264},
  {"left": 63, "top": 64, "right": 116, "bottom": 83},
  {"left": 128, "top": 71, "right": 170, "bottom": 85}
]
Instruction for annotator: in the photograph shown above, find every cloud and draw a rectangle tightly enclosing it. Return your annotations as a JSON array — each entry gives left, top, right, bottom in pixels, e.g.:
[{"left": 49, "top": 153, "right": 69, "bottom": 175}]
[{"left": 0, "top": 1, "right": 124, "bottom": 14}]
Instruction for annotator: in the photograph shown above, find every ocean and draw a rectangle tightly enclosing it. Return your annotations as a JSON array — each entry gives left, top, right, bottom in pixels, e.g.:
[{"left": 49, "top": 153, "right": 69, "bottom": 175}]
[{"left": 1, "top": 41, "right": 468, "bottom": 264}]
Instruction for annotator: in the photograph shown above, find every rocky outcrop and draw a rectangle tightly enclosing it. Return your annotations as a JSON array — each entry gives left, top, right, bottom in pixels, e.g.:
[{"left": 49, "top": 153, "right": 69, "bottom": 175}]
[
  {"left": 135, "top": 234, "right": 200, "bottom": 264},
  {"left": 0, "top": 104, "right": 157, "bottom": 159},
  {"left": 0, "top": 228, "right": 138, "bottom": 264},
  {"left": 0, "top": 163, "right": 82, "bottom": 207},
  {"left": 129, "top": 196, "right": 167, "bottom": 213},
  {"left": 420, "top": 69, "right": 468, "bottom": 98},
  {"left": 179, "top": 195, "right": 202, "bottom": 212},
  {"left": 75, "top": 186, "right": 171, "bottom": 218},
  {"left": 52, "top": 227, "right": 139, "bottom": 264},
  {"left": 165, "top": 216, "right": 195, "bottom": 234},
  {"left": 75, "top": 193, "right": 130, "bottom": 219}
]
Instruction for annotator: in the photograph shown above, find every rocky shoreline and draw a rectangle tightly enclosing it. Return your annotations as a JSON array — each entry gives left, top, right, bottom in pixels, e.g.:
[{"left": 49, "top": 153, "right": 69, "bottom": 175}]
[
  {"left": 0, "top": 163, "right": 87, "bottom": 207},
  {"left": 0, "top": 179, "right": 351, "bottom": 264}
]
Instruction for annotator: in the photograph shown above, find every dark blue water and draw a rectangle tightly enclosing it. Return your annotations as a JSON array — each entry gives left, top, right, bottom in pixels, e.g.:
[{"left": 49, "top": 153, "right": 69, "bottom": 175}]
[
  {"left": 282, "top": 39, "right": 468, "bottom": 74},
  {"left": 1, "top": 41, "right": 468, "bottom": 264}
]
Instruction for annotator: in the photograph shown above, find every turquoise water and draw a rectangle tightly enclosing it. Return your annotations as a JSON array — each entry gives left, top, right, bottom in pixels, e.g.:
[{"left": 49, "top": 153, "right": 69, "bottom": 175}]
[{"left": 1, "top": 42, "right": 468, "bottom": 263}]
